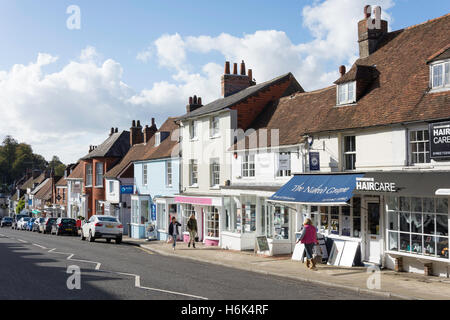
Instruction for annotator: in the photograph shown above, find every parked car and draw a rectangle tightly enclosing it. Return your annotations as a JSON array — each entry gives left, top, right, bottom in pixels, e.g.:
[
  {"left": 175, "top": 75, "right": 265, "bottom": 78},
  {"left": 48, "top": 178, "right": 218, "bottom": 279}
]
[
  {"left": 26, "top": 218, "right": 36, "bottom": 231},
  {"left": 1, "top": 217, "right": 13, "bottom": 227},
  {"left": 41, "top": 217, "right": 57, "bottom": 234},
  {"left": 32, "top": 218, "right": 46, "bottom": 232},
  {"left": 81, "top": 215, "right": 123, "bottom": 244},
  {"left": 51, "top": 218, "right": 77, "bottom": 236},
  {"left": 12, "top": 214, "right": 28, "bottom": 230},
  {"left": 17, "top": 217, "right": 31, "bottom": 230}
]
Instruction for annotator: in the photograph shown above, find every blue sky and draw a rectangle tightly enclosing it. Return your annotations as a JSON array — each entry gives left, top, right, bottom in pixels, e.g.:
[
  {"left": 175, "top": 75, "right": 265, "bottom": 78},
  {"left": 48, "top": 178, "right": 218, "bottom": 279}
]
[{"left": 0, "top": 0, "right": 449, "bottom": 163}]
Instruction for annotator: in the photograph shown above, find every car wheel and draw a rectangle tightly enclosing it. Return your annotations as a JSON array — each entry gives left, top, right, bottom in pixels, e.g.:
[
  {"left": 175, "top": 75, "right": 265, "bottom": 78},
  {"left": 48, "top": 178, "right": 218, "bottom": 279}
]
[
  {"left": 88, "top": 230, "right": 95, "bottom": 242},
  {"left": 106, "top": 238, "right": 111, "bottom": 243},
  {"left": 115, "top": 237, "right": 122, "bottom": 245}
]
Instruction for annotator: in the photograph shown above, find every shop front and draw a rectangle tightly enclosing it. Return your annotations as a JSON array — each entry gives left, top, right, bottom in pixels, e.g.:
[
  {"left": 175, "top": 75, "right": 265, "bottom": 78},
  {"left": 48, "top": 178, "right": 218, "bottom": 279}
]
[
  {"left": 130, "top": 195, "right": 151, "bottom": 239},
  {"left": 175, "top": 195, "right": 222, "bottom": 246},
  {"left": 154, "top": 196, "right": 179, "bottom": 241},
  {"left": 270, "top": 172, "right": 450, "bottom": 276},
  {"left": 220, "top": 186, "right": 300, "bottom": 255}
]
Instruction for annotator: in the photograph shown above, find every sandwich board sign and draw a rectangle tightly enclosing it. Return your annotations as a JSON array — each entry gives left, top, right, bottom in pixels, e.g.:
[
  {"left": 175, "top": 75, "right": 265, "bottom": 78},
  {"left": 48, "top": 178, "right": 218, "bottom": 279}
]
[{"left": 256, "top": 236, "right": 270, "bottom": 253}]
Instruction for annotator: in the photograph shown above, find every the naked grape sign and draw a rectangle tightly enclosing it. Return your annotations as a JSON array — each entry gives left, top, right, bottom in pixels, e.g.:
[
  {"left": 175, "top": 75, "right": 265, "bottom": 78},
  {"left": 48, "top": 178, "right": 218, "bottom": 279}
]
[{"left": 429, "top": 121, "right": 450, "bottom": 159}]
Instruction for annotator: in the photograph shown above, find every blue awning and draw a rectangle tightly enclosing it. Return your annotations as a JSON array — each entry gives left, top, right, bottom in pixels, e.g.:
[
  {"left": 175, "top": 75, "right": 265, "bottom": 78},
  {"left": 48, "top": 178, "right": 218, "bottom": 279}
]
[{"left": 269, "top": 174, "right": 365, "bottom": 206}]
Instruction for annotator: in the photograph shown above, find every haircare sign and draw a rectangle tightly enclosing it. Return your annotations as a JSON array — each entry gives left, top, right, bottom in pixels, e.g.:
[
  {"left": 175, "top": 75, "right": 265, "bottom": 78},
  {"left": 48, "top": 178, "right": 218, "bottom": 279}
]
[{"left": 430, "top": 121, "right": 450, "bottom": 159}]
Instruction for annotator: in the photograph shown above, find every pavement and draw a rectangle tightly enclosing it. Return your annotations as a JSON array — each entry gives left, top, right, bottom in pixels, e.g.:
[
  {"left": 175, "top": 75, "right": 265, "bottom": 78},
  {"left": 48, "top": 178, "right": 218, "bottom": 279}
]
[
  {"left": 0, "top": 228, "right": 387, "bottom": 300},
  {"left": 122, "top": 236, "right": 450, "bottom": 300}
]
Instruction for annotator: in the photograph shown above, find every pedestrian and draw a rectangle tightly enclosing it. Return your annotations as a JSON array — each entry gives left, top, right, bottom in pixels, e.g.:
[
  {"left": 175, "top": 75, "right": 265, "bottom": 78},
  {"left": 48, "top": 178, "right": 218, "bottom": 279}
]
[
  {"left": 168, "top": 216, "right": 181, "bottom": 251},
  {"left": 187, "top": 213, "right": 198, "bottom": 248},
  {"left": 297, "top": 218, "right": 319, "bottom": 270}
]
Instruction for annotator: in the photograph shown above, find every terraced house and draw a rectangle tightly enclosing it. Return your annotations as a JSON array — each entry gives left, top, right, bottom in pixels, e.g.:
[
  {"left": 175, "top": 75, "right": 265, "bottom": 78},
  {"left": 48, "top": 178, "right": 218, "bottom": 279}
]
[{"left": 266, "top": 8, "right": 450, "bottom": 276}]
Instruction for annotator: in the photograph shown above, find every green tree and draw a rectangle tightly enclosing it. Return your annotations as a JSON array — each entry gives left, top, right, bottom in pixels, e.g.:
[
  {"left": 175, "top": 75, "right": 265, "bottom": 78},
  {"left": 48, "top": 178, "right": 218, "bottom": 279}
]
[
  {"left": 16, "top": 198, "right": 25, "bottom": 214},
  {"left": 48, "top": 156, "right": 66, "bottom": 176}
]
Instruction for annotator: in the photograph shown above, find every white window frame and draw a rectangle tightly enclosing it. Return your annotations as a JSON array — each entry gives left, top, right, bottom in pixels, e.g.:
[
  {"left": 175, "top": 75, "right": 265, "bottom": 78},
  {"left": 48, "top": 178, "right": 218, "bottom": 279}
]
[
  {"left": 337, "top": 81, "right": 356, "bottom": 105},
  {"left": 277, "top": 152, "right": 292, "bottom": 177},
  {"left": 190, "top": 121, "right": 198, "bottom": 140},
  {"left": 95, "top": 162, "right": 104, "bottom": 187},
  {"left": 408, "top": 128, "right": 430, "bottom": 165},
  {"left": 430, "top": 60, "right": 450, "bottom": 90},
  {"left": 143, "top": 164, "right": 148, "bottom": 186},
  {"left": 190, "top": 159, "right": 198, "bottom": 186},
  {"left": 206, "top": 206, "right": 220, "bottom": 239},
  {"left": 210, "top": 158, "right": 220, "bottom": 187},
  {"left": 166, "top": 161, "right": 172, "bottom": 187},
  {"left": 155, "top": 132, "right": 161, "bottom": 147},
  {"left": 86, "top": 164, "right": 93, "bottom": 187},
  {"left": 210, "top": 116, "right": 220, "bottom": 138},
  {"left": 242, "top": 154, "right": 255, "bottom": 177},
  {"left": 109, "top": 181, "right": 114, "bottom": 194},
  {"left": 343, "top": 136, "right": 356, "bottom": 171}
]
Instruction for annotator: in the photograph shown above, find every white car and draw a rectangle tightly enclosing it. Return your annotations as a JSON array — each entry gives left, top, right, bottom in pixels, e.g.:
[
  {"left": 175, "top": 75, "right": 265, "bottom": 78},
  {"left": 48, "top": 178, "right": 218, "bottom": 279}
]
[
  {"left": 80, "top": 215, "right": 123, "bottom": 244},
  {"left": 17, "top": 217, "right": 31, "bottom": 230}
]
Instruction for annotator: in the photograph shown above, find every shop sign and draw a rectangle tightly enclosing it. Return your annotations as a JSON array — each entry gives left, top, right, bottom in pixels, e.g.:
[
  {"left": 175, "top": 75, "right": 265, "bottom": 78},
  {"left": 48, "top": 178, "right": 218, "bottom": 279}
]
[
  {"left": 279, "top": 153, "right": 291, "bottom": 171},
  {"left": 355, "top": 177, "right": 396, "bottom": 192},
  {"left": 151, "top": 204, "right": 156, "bottom": 221},
  {"left": 429, "top": 121, "right": 450, "bottom": 158},
  {"left": 120, "top": 185, "right": 134, "bottom": 194},
  {"left": 309, "top": 152, "right": 320, "bottom": 171}
]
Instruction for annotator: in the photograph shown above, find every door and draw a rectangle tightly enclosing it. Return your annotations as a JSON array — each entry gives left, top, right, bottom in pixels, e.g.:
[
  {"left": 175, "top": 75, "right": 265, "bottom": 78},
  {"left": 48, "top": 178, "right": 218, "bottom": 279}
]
[{"left": 364, "top": 200, "right": 382, "bottom": 264}]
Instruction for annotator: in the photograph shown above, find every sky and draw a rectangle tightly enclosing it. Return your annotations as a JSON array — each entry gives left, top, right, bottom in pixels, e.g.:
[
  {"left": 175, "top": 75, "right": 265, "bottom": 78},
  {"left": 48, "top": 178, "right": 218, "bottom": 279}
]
[{"left": 0, "top": 0, "right": 449, "bottom": 164}]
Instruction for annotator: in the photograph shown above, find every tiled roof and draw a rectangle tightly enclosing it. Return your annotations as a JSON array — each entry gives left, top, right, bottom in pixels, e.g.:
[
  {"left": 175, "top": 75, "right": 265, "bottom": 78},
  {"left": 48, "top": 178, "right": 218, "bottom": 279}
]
[
  {"left": 56, "top": 177, "right": 67, "bottom": 187},
  {"left": 81, "top": 131, "right": 131, "bottom": 160},
  {"left": 34, "top": 179, "right": 52, "bottom": 201},
  {"left": 176, "top": 73, "right": 303, "bottom": 121},
  {"left": 105, "top": 118, "right": 179, "bottom": 179},
  {"left": 67, "top": 162, "right": 83, "bottom": 180},
  {"left": 233, "top": 13, "right": 450, "bottom": 149}
]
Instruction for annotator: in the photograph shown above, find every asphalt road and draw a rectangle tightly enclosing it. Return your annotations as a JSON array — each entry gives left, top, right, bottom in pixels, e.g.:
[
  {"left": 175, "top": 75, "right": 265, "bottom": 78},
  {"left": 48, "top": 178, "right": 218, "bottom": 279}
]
[{"left": 0, "top": 227, "right": 386, "bottom": 300}]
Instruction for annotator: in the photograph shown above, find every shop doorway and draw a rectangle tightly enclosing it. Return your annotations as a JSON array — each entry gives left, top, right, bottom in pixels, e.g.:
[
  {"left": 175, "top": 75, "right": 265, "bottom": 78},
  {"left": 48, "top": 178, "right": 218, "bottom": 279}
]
[{"left": 364, "top": 199, "right": 382, "bottom": 264}]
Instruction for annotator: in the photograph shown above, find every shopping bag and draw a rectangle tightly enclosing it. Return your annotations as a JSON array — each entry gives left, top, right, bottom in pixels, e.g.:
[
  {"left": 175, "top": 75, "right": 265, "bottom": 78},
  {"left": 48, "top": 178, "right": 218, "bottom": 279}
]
[{"left": 167, "top": 236, "right": 173, "bottom": 244}]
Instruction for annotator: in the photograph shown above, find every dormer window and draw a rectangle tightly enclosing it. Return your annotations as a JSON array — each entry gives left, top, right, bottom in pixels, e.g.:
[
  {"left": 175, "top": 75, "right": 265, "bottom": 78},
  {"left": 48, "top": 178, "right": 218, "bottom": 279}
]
[
  {"left": 431, "top": 60, "right": 450, "bottom": 89},
  {"left": 154, "top": 132, "right": 161, "bottom": 147},
  {"left": 337, "top": 81, "right": 356, "bottom": 105}
]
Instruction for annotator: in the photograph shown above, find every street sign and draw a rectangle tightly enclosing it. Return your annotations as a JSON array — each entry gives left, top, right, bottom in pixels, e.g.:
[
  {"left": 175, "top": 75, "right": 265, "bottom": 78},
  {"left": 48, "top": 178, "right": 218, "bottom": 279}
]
[{"left": 120, "top": 185, "right": 134, "bottom": 194}]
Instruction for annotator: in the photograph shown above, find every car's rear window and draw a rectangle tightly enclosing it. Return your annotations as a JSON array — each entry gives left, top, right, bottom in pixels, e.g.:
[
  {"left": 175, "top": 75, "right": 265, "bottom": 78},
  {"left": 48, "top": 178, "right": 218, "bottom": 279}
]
[
  {"left": 3, "top": 217, "right": 12, "bottom": 221},
  {"left": 23, "top": 217, "right": 31, "bottom": 221},
  {"left": 97, "top": 217, "right": 118, "bottom": 222},
  {"left": 62, "top": 219, "right": 76, "bottom": 224}
]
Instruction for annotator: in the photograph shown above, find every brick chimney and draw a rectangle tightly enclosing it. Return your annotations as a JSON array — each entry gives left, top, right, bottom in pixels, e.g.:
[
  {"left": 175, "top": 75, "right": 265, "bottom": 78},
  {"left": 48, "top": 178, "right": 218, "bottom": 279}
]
[
  {"left": 358, "top": 5, "right": 388, "bottom": 59},
  {"left": 144, "top": 118, "right": 158, "bottom": 143},
  {"left": 186, "top": 95, "right": 203, "bottom": 113},
  {"left": 130, "top": 120, "right": 144, "bottom": 146},
  {"left": 221, "top": 60, "right": 256, "bottom": 97}
]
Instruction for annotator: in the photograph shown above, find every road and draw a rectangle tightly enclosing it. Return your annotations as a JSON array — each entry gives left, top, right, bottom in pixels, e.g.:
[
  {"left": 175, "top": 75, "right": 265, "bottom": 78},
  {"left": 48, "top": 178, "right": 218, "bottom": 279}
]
[{"left": 0, "top": 227, "right": 386, "bottom": 300}]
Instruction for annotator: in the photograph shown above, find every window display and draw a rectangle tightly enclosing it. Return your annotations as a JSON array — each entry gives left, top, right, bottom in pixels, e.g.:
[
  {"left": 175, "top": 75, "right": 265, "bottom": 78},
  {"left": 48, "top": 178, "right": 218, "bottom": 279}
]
[
  {"left": 243, "top": 204, "right": 256, "bottom": 233},
  {"left": 273, "top": 206, "right": 289, "bottom": 240},
  {"left": 330, "top": 206, "right": 339, "bottom": 235},
  {"left": 206, "top": 206, "right": 219, "bottom": 238},
  {"left": 387, "top": 196, "right": 449, "bottom": 260},
  {"left": 182, "top": 204, "right": 195, "bottom": 233}
]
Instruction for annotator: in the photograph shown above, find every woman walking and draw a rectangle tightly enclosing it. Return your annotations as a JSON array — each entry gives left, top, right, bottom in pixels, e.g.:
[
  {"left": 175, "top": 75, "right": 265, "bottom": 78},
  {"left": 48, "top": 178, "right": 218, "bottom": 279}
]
[
  {"left": 187, "top": 213, "right": 198, "bottom": 248},
  {"left": 297, "top": 218, "right": 319, "bottom": 269},
  {"left": 168, "top": 216, "right": 181, "bottom": 251}
]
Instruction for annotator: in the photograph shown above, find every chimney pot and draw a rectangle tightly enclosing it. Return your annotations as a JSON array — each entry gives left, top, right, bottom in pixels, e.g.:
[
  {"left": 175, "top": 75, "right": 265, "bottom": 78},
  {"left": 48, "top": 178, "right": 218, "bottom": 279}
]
[
  {"left": 233, "top": 63, "right": 238, "bottom": 75},
  {"left": 248, "top": 69, "right": 253, "bottom": 82},
  {"left": 198, "top": 97, "right": 202, "bottom": 105},
  {"left": 193, "top": 95, "right": 197, "bottom": 104},
  {"left": 224, "top": 61, "right": 230, "bottom": 74},
  {"left": 364, "top": 5, "right": 371, "bottom": 18},
  {"left": 115, "top": 128, "right": 118, "bottom": 133},
  {"left": 152, "top": 118, "right": 155, "bottom": 126},
  {"left": 339, "top": 65, "right": 346, "bottom": 76},
  {"left": 132, "top": 120, "right": 136, "bottom": 127},
  {"left": 240, "top": 60, "right": 246, "bottom": 75},
  {"left": 137, "top": 120, "right": 141, "bottom": 128}
]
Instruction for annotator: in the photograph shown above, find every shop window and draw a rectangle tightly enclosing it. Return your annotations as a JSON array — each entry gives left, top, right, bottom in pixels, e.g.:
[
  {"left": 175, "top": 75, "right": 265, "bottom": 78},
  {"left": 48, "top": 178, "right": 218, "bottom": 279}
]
[
  {"left": 341, "top": 205, "right": 351, "bottom": 236},
  {"left": 140, "top": 200, "right": 149, "bottom": 225},
  {"left": 409, "top": 129, "right": 430, "bottom": 164},
  {"left": 319, "top": 206, "right": 329, "bottom": 232},
  {"left": 273, "top": 206, "right": 289, "bottom": 240},
  {"left": 206, "top": 207, "right": 219, "bottom": 238},
  {"left": 157, "top": 203, "right": 168, "bottom": 231},
  {"left": 330, "top": 206, "right": 339, "bottom": 235},
  {"left": 242, "top": 204, "right": 256, "bottom": 233},
  {"left": 182, "top": 204, "right": 195, "bottom": 233},
  {"left": 343, "top": 136, "right": 356, "bottom": 170},
  {"left": 131, "top": 200, "right": 139, "bottom": 224},
  {"left": 387, "top": 196, "right": 449, "bottom": 260}
]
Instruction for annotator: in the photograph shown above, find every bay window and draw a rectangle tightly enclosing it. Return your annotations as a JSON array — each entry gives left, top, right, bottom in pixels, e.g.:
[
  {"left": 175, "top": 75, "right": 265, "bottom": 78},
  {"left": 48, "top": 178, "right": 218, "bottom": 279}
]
[{"left": 387, "top": 196, "right": 449, "bottom": 260}]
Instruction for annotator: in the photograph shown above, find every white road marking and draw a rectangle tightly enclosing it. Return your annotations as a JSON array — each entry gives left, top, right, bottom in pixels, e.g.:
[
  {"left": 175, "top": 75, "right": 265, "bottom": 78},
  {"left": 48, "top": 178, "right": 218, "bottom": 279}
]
[
  {"left": 32, "top": 244, "right": 47, "bottom": 249},
  {"left": 116, "top": 272, "right": 208, "bottom": 300},
  {"left": 17, "top": 239, "right": 27, "bottom": 243}
]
